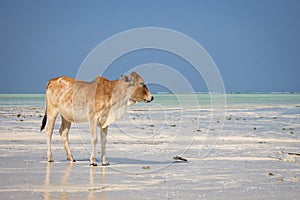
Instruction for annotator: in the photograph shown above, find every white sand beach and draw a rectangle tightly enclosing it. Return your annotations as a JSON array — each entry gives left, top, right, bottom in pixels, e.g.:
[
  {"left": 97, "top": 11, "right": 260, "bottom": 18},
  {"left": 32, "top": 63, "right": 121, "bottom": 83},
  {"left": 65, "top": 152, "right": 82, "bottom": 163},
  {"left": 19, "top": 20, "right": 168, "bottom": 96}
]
[{"left": 0, "top": 94, "right": 300, "bottom": 199}]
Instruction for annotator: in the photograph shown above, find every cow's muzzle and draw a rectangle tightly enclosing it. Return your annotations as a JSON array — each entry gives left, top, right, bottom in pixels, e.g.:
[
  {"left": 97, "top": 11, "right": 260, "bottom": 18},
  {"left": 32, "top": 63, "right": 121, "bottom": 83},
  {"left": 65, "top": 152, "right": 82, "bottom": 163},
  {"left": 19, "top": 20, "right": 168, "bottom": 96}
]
[{"left": 145, "top": 96, "right": 154, "bottom": 103}]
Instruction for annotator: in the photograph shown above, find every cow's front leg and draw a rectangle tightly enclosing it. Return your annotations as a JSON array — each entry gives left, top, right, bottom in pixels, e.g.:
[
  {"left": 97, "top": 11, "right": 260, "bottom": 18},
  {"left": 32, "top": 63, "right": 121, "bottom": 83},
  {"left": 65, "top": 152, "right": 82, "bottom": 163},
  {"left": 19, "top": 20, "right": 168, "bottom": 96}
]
[
  {"left": 101, "top": 127, "right": 110, "bottom": 166},
  {"left": 89, "top": 118, "right": 98, "bottom": 166}
]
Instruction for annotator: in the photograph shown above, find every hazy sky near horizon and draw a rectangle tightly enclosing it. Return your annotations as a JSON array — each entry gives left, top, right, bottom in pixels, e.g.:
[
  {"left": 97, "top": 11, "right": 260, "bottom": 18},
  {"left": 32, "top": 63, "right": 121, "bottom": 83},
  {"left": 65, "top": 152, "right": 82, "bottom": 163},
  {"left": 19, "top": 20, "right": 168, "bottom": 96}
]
[{"left": 0, "top": 0, "right": 299, "bottom": 93}]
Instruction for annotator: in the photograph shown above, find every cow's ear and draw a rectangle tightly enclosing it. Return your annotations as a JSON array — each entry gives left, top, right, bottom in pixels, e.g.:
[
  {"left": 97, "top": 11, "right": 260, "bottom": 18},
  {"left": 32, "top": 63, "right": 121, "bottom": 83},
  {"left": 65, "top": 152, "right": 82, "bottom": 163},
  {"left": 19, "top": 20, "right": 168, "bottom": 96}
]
[{"left": 121, "top": 75, "right": 129, "bottom": 82}]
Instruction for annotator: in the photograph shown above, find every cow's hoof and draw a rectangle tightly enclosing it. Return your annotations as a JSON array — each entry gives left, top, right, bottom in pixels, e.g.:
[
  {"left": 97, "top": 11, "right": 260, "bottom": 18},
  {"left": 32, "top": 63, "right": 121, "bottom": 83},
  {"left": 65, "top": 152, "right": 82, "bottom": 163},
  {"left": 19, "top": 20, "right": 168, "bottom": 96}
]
[
  {"left": 68, "top": 158, "right": 76, "bottom": 162},
  {"left": 102, "top": 162, "right": 110, "bottom": 166},
  {"left": 89, "top": 163, "right": 98, "bottom": 167},
  {"left": 47, "top": 155, "right": 53, "bottom": 162}
]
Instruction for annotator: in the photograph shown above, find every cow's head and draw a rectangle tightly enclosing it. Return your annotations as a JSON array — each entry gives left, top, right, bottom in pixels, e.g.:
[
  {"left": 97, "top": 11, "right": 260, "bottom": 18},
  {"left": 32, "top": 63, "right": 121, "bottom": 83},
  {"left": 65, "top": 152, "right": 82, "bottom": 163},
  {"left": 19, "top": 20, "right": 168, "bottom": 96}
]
[{"left": 122, "top": 71, "right": 153, "bottom": 104}]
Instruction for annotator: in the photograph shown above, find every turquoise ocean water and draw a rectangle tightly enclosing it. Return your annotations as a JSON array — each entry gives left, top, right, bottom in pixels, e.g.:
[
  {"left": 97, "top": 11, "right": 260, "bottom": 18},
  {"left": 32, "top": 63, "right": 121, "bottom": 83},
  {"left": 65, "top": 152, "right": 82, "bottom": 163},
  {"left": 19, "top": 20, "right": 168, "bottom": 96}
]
[{"left": 0, "top": 93, "right": 299, "bottom": 109}]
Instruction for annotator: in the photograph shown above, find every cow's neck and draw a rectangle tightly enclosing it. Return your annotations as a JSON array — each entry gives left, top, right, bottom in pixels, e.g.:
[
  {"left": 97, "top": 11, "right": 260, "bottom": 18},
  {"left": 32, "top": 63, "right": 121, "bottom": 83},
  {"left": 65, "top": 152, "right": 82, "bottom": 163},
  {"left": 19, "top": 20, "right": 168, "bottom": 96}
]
[{"left": 101, "top": 81, "right": 132, "bottom": 128}]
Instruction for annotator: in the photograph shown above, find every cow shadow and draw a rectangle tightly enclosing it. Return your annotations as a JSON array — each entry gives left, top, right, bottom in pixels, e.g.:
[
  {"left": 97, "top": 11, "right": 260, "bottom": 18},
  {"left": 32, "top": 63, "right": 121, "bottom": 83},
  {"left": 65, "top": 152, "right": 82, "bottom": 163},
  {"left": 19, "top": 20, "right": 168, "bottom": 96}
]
[
  {"left": 109, "top": 157, "right": 172, "bottom": 165},
  {"left": 74, "top": 157, "right": 172, "bottom": 165}
]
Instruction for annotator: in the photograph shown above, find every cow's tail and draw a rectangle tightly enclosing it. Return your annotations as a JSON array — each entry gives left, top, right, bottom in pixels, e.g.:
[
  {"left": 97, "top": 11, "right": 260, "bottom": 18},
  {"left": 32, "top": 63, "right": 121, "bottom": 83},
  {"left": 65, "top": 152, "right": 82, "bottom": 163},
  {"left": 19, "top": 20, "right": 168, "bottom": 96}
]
[
  {"left": 40, "top": 113, "right": 47, "bottom": 132},
  {"left": 40, "top": 81, "right": 50, "bottom": 132}
]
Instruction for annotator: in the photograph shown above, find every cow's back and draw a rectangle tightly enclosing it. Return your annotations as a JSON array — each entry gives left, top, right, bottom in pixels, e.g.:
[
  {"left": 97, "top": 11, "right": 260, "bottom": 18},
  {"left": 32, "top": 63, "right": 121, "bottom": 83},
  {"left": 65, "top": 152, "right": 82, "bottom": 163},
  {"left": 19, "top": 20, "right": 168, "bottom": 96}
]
[{"left": 44, "top": 75, "right": 133, "bottom": 125}]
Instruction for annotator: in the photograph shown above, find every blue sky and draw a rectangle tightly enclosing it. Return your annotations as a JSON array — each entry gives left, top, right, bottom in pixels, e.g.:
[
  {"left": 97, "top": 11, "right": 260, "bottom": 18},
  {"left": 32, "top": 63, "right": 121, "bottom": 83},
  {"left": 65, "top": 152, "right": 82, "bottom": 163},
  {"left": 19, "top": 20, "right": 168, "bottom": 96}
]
[{"left": 0, "top": 0, "right": 299, "bottom": 93}]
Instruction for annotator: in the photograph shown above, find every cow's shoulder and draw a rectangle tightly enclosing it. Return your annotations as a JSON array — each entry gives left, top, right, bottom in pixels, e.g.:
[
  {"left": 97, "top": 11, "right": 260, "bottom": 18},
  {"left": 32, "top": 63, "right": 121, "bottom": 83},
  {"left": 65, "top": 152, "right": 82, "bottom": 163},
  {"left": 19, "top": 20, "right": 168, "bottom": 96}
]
[
  {"left": 94, "top": 76, "right": 116, "bottom": 91},
  {"left": 92, "top": 76, "right": 110, "bottom": 84}
]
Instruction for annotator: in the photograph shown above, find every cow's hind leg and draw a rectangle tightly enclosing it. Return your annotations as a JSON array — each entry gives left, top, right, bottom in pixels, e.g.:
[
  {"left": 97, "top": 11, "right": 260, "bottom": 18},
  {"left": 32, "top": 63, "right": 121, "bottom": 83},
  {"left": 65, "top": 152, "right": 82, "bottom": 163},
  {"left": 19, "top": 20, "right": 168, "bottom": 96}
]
[
  {"left": 59, "top": 117, "right": 75, "bottom": 162},
  {"left": 89, "top": 118, "right": 98, "bottom": 166},
  {"left": 46, "top": 111, "right": 58, "bottom": 162},
  {"left": 101, "top": 127, "right": 110, "bottom": 166}
]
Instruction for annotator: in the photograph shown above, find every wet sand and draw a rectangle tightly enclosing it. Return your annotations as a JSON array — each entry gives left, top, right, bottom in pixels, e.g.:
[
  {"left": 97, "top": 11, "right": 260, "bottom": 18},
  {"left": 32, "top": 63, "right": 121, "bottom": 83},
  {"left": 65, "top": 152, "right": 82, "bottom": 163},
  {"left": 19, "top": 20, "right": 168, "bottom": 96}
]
[{"left": 0, "top": 104, "right": 300, "bottom": 199}]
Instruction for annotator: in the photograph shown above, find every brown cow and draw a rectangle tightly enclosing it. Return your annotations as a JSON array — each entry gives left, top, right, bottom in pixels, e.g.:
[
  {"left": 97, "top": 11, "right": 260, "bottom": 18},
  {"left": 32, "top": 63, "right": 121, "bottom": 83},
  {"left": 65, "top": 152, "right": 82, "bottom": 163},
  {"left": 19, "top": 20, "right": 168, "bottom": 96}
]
[{"left": 40, "top": 71, "right": 153, "bottom": 166}]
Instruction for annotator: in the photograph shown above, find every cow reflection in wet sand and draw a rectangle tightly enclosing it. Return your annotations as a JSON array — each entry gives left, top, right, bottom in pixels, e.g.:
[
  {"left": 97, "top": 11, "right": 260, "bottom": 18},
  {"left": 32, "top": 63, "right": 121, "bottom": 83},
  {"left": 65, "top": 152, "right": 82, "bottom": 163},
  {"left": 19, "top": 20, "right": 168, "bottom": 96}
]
[
  {"left": 44, "top": 163, "right": 106, "bottom": 200},
  {"left": 40, "top": 72, "right": 153, "bottom": 166}
]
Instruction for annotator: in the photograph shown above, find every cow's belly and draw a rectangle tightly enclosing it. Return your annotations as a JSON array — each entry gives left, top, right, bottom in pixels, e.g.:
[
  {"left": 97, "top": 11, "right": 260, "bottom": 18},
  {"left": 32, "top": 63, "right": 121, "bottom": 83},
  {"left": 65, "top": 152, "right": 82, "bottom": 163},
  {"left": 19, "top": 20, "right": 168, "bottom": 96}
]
[{"left": 59, "top": 106, "right": 89, "bottom": 123}]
